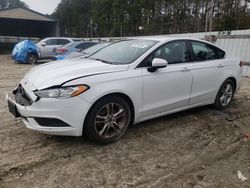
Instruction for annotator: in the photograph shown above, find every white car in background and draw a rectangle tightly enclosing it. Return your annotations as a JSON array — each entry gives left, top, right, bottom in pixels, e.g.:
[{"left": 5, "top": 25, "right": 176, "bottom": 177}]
[
  {"left": 36, "top": 37, "right": 81, "bottom": 59},
  {"left": 7, "top": 37, "right": 243, "bottom": 144}
]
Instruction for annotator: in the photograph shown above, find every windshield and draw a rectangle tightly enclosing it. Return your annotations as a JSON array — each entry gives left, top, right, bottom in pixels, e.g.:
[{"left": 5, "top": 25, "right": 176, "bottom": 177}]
[
  {"left": 83, "top": 43, "right": 111, "bottom": 55},
  {"left": 89, "top": 40, "right": 158, "bottom": 64}
]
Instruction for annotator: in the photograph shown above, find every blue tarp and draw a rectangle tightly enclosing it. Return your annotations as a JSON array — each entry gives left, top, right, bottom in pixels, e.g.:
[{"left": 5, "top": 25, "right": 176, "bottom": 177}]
[{"left": 11, "top": 40, "right": 38, "bottom": 64}]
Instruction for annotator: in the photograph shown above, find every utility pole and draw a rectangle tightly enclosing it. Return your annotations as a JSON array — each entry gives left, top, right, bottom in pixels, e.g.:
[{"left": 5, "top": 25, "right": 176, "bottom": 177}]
[
  {"left": 90, "top": 18, "right": 93, "bottom": 38},
  {"left": 205, "top": 0, "right": 214, "bottom": 33},
  {"left": 120, "top": 24, "right": 123, "bottom": 37},
  {"left": 68, "top": 0, "right": 72, "bottom": 37},
  {"left": 205, "top": 9, "right": 208, "bottom": 33},
  {"left": 209, "top": 0, "right": 214, "bottom": 32}
]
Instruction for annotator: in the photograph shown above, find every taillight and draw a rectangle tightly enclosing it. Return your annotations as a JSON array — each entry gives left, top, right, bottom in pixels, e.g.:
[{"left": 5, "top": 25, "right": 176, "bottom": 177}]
[
  {"left": 57, "top": 48, "right": 68, "bottom": 53},
  {"left": 239, "top": 61, "right": 244, "bottom": 67}
]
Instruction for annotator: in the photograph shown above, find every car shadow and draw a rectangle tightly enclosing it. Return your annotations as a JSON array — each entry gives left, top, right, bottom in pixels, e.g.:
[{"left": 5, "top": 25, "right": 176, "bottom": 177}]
[
  {"left": 126, "top": 105, "right": 212, "bottom": 134},
  {"left": 45, "top": 105, "right": 216, "bottom": 146},
  {"left": 37, "top": 59, "right": 53, "bottom": 64}
]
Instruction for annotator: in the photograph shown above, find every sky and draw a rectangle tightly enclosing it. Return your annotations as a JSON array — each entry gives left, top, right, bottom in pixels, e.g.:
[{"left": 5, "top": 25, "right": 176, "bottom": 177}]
[{"left": 22, "top": 0, "right": 61, "bottom": 15}]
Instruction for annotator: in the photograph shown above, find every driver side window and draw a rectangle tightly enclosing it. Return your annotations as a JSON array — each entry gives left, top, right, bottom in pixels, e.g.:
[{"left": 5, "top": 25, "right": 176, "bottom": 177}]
[{"left": 140, "top": 41, "right": 189, "bottom": 67}]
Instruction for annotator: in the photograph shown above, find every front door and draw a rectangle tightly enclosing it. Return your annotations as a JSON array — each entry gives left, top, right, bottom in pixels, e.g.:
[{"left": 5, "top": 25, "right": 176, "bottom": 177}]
[
  {"left": 40, "top": 39, "right": 59, "bottom": 58},
  {"left": 141, "top": 40, "right": 194, "bottom": 119}
]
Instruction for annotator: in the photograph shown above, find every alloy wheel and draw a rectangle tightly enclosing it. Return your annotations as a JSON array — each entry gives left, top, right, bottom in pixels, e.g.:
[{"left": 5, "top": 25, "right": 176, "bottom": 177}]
[
  {"left": 94, "top": 103, "right": 127, "bottom": 139},
  {"left": 27, "top": 54, "right": 37, "bottom": 64},
  {"left": 220, "top": 83, "right": 233, "bottom": 106}
]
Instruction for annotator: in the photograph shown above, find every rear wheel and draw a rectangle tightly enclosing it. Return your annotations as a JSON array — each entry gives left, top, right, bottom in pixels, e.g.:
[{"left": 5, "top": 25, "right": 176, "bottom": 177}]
[
  {"left": 27, "top": 53, "right": 38, "bottom": 64},
  {"left": 84, "top": 96, "right": 131, "bottom": 144},
  {"left": 214, "top": 79, "right": 235, "bottom": 109}
]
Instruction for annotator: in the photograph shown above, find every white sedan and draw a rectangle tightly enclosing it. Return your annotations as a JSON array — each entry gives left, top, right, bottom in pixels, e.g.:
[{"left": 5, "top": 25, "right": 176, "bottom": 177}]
[{"left": 7, "top": 37, "right": 243, "bottom": 144}]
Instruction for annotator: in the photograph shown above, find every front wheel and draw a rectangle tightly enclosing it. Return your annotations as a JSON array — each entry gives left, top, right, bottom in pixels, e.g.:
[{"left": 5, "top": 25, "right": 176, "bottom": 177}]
[
  {"left": 84, "top": 96, "right": 131, "bottom": 144},
  {"left": 27, "top": 53, "right": 38, "bottom": 64},
  {"left": 214, "top": 79, "right": 235, "bottom": 109}
]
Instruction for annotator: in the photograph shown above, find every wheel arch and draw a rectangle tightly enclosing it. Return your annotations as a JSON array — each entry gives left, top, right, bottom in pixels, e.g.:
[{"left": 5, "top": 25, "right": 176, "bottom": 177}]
[
  {"left": 213, "top": 76, "right": 237, "bottom": 109},
  {"left": 84, "top": 92, "right": 135, "bottom": 128},
  {"left": 28, "top": 51, "right": 39, "bottom": 57},
  {"left": 226, "top": 77, "right": 237, "bottom": 91}
]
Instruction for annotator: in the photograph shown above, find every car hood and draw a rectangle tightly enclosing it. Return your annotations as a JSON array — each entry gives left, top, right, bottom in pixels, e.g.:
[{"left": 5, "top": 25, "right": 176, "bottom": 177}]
[{"left": 24, "top": 58, "right": 129, "bottom": 90}]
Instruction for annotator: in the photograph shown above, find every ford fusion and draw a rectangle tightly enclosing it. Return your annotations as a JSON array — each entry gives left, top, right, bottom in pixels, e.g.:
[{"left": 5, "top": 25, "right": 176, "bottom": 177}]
[{"left": 7, "top": 38, "right": 243, "bottom": 144}]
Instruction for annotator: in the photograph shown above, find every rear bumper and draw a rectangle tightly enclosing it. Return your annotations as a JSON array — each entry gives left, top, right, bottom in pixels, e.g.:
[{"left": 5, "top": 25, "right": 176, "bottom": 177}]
[{"left": 6, "top": 93, "right": 91, "bottom": 136}]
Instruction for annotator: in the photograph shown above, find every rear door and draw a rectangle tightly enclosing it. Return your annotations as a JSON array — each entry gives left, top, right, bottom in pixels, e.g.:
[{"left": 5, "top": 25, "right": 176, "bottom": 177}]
[
  {"left": 53, "top": 39, "right": 71, "bottom": 56},
  {"left": 141, "top": 40, "right": 194, "bottom": 119},
  {"left": 57, "top": 39, "right": 71, "bottom": 46},
  {"left": 43, "top": 39, "right": 71, "bottom": 58},
  {"left": 188, "top": 40, "right": 227, "bottom": 105}
]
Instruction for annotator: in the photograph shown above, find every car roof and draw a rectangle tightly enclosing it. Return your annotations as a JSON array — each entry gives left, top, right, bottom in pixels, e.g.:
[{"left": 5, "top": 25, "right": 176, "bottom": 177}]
[
  {"left": 127, "top": 36, "right": 218, "bottom": 48},
  {"left": 42, "top": 37, "right": 73, "bottom": 40},
  {"left": 128, "top": 36, "right": 205, "bottom": 42}
]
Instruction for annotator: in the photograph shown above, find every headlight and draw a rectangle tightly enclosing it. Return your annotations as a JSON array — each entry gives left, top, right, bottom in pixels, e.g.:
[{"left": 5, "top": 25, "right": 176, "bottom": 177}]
[{"left": 34, "top": 85, "right": 89, "bottom": 99}]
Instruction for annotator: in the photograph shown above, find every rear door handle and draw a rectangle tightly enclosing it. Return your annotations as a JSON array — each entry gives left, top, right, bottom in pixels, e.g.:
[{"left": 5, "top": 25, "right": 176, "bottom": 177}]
[
  {"left": 217, "top": 64, "right": 224, "bottom": 68},
  {"left": 181, "top": 67, "right": 191, "bottom": 72}
]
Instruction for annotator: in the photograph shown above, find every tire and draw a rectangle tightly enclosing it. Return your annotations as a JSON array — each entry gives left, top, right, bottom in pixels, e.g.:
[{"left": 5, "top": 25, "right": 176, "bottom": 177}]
[
  {"left": 83, "top": 96, "right": 131, "bottom": 144},
  {"left": 27, "top": 53, "right": 38, "bottom": 64},
  {"left": 213, "top": 79, "right": 235, "bottom": 110}
]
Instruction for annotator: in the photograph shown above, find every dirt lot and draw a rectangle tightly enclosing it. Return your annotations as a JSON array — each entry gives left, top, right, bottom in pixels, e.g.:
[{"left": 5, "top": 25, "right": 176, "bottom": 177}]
[{"left": 0, "top": 54, "right": 250, "bottom": 188}]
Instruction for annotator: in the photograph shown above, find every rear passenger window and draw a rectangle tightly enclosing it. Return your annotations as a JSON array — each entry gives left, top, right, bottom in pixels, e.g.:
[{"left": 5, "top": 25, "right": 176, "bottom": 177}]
[
  {"left": 191, "top": 41, "right": 225, "bottom": 61},
  {"left": 57, "top": 39, "right": 70, "bottom": 45},
  {"left": 217, "top": 48, "right": 226, "bottom": 59}
]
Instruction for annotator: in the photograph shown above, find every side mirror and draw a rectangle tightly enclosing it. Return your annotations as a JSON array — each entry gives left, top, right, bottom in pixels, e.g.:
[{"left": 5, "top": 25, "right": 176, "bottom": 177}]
[
  {"left": 147, "top": 58, "right": 168, "bottom": 72},
  {"left": 41, "top": 42, "right": 46, "bottom": 47}
]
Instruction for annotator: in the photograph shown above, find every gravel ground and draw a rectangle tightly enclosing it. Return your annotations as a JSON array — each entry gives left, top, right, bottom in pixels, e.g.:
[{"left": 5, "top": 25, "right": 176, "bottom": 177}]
[{"left": 0, "top": 55, "right": 250, "bottom": 188}]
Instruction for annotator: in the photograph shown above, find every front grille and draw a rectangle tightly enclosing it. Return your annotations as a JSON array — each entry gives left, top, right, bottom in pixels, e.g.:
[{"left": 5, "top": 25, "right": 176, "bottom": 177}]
[
  {"left": 14, "top": 85, "right": 33, "bottom": 106},
  {"left": 34, "top": 118, "right": 71, "bottom": 127}
]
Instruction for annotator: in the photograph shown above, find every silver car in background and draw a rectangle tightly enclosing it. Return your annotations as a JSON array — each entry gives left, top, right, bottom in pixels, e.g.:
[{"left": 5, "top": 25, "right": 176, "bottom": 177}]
[
  {"left": 64, "top": 42, "right": 112, "bottom": 59},
  {"left": 36, "top": 37, "right": 80, "bottom": 59}
]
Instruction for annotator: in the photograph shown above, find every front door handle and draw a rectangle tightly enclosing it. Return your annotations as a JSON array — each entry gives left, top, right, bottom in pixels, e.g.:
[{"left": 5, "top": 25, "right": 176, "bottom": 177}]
[{"left": 181, "top": 67, "right": 191, "bottom": 72}]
